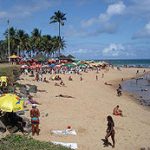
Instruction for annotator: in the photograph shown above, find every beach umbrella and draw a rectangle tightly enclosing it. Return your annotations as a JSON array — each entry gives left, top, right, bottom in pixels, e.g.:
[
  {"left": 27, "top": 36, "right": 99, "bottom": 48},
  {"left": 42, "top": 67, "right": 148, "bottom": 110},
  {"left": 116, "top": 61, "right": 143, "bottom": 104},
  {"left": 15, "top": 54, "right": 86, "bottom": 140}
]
[
  {"left": 78, "top": 63, "right": 87, "bottom": 67},
  {"left": 30, "top": 65, "right": 36, "bottom": 69},
  {"left": 42, "top": 65, "right": 49, "bottom": 68},
  {"left": 36, "top": 64, "right": 42, "bottom": 68},
  {"left": 49, "top": 63, "right": 56, "bottom": 68},
  {"left": 8, "top": 54, "right": 20, "bottom": 59},
  {"left": 0, "top": 94, "right": 24, "bottom": 112},
  {"left": 63, "top": 63, "right": 76, "bottom": 68},
  {"left": 72, "top": 62, "right": 77, "bottom": 66},
  {"left": 55, "top": 64, "right": 61, "bottom": 68},
  {"left": 21, "top": 65, "right": 29, "bottom": 69},
  {"left": 48, "top": 59, "right": 56, "bottom": 63}
]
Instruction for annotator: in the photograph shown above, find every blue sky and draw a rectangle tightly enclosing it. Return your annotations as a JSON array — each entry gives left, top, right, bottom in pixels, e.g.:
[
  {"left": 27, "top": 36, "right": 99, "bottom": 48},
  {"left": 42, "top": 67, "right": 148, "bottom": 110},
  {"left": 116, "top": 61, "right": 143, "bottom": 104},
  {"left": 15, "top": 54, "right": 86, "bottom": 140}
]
[{"left": 0, "top": 0, "right": 150, "bottom": 59}]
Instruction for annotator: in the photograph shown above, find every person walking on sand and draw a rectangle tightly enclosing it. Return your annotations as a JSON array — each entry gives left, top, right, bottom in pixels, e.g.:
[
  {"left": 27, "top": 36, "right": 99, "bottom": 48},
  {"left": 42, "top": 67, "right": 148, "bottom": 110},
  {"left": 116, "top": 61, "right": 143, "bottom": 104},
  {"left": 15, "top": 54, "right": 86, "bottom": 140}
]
[
  {"left": 102, "top": 73, "right": 104, "bottom": 78},
  {"left": 96, "top": 75, "right": 98, "bottom": 80},
  {"left": 104, "top": 115, "right": 115, "bottom": 148},
  {"left": 30, "top": 104, "right": 40, "bottom": 136}
]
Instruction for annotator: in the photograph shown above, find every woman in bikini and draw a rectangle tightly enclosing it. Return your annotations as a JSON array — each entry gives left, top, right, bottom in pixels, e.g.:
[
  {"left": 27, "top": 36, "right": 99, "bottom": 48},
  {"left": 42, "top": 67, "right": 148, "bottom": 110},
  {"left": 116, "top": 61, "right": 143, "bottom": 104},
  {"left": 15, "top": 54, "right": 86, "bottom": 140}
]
[{"left": 105, "top": 115, "right": 115, "bottom": 148}]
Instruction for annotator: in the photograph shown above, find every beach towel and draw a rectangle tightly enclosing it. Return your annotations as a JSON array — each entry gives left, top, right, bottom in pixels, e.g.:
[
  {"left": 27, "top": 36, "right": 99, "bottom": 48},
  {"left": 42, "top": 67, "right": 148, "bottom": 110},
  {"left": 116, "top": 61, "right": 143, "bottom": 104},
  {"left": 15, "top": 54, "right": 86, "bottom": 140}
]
[
  {"left": 52, "top": 141, "right": 78, "bottom": 149},
  {"left": 51, "top": 129, "right": 77, "bottom": 136}
]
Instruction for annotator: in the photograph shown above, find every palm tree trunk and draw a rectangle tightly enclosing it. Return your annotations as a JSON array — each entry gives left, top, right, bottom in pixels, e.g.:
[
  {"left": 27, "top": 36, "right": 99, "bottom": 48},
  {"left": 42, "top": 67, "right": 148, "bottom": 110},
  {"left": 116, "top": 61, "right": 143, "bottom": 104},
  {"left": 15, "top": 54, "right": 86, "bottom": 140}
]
[{"left": 58, "top": 22, "right": 61, "bottom": 57}]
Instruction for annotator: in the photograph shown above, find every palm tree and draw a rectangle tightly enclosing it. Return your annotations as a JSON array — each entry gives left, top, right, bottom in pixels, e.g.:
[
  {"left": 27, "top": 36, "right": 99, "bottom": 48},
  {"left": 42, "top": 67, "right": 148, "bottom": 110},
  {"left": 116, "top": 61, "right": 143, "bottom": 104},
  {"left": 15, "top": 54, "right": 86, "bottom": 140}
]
[
  {"left": 30, "top": 28, "right": 41, "bottom": 56},
  {"left": 16, "top": 29, "right": 29, "bottom": 56},
  {"left": 50, "top": 10, "right": 66, "bottom": 56},
  {"left": 40, "top": 35, "right": 54, "bottom": 56},
  {"left": 0, "top": 40, "right": 7, "bottom": 59},
  {"left": 4, "top": 27, "right": 18, "bottom": 54}
]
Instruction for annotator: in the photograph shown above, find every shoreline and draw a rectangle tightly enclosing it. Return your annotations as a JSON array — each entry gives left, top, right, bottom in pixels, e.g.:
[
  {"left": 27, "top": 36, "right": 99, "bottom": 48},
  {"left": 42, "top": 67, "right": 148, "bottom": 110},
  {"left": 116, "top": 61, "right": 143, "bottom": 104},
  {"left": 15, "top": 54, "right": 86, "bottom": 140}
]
[
  {"left": 112, "top": 79, "right": 150, "bottom": 111},
  {"left": 110, "top": 69, "right": 150, "bottom": 110}
]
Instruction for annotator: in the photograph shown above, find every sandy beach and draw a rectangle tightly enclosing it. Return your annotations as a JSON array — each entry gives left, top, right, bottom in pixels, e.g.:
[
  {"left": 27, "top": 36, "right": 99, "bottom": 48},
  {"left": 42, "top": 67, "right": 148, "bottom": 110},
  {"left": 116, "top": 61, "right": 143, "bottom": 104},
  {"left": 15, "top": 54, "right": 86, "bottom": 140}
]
[{"left": 18, "top": 67, "right": 150, "bottom": 150}]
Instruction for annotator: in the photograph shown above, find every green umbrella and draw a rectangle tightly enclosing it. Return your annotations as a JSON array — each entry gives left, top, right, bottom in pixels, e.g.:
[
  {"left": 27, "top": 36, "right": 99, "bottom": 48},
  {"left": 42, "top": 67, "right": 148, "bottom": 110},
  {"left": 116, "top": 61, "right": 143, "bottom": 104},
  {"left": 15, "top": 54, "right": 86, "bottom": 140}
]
[
  {"left": 63, "top": 63, "right": 76, "bottom": 68},
  {"left": 78, "top": 63, "right": 87, "bottom": 67}
]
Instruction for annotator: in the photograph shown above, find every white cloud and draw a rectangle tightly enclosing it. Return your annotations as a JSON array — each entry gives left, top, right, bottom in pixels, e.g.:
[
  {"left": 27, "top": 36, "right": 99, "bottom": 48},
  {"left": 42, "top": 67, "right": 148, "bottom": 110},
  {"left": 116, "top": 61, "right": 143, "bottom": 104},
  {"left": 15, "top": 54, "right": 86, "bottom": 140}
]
[
  {"left": 81, "top": 18, "right": 97, "bottom": 28},
  {"left": 99, "top": 1, "right": 126, "bottom": 22},
  {"left": 0, "top": 0, "right": 55, "bottom": 19},
  {"left": 102, "top": 43, "right": 130, "bottom": 57},
  {"left": 132, "top": 22, "right": 150, "bottom": 39},
  {"left": 81, "top": 1, "right": 126, "bottom": 27}
]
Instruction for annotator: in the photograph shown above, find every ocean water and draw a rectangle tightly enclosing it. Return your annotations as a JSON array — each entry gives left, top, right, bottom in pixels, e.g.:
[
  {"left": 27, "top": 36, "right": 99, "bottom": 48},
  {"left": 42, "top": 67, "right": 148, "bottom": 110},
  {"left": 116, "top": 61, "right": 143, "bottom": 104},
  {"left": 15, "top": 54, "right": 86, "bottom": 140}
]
[
  {"left": 102, "top": 59, "right": 150, "bottom": 68},
  {"left": 121, "top": 73, "right": 150, "bottom": 107}
]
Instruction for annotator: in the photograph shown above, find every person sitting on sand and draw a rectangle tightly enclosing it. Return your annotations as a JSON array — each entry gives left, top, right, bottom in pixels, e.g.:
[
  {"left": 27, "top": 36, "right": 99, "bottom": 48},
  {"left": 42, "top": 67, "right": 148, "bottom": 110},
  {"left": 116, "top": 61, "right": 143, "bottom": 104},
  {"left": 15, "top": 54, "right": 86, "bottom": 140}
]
[
  {"left": 113, "top": 105, "right": 123, "bottom": 116},
  {"left": 68, "top": 76, "right": 73, "bottom": 81},
  {"left": 43, "top": 77, "right": 49, "bottom": 83},
  {"left": 105, "top": 82, "right": 112, "bottom": 86},
  {"left": 60, "top": 80, "right": 65, "bottom": 86},
  {"left": 80, "top": 76, "right": 83, "bottom": 81},
  {"left": 28, "top": 95, "right": 40, "bottom": 105},
  {"left": 55, "top": 75, "right": 61, "bottom": 81},
  {"left": 54, "top": 82, "right": 60, "bottom": 86},
  {"left": 56, "top": 94, "right": 74, "bottom": 98},
  {"left": 117, "top": 88, "right": 122, "bottom": 96},
  {"left": 118, "top": 84, "right": 122, "bottom": 90}
]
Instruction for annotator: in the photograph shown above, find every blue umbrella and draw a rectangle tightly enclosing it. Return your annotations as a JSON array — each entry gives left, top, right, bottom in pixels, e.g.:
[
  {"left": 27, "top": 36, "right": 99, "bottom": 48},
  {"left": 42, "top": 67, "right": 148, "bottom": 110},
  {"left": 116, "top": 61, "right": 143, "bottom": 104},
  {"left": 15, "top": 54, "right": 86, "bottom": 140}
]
[{"left": 49, "top": 63, "right": 56, "bottom": 68}]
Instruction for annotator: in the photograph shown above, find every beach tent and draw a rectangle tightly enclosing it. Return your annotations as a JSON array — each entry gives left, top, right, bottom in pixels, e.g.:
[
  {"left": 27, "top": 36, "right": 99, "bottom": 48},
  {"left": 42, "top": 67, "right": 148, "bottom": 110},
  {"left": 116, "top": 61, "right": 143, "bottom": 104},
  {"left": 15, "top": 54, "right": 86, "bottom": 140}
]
[{"left": 0, "top": 94, "right": 24, "bottom": 112}]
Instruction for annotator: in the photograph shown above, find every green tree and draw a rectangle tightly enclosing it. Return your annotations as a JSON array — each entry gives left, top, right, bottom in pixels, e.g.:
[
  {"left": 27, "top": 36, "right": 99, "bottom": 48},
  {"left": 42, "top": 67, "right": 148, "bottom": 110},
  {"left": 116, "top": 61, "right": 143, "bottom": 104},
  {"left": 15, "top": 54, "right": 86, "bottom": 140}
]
[
  {"left": 30, "top": 28, "right": 41, "bottom": 51},
  {"left": 4, "top": 27, "right": 18, "bottom": 54},
  {"left": 0, "top": 40, "right": 7, "bottom": 59},
  {"left": 16, "top": 29, "right": 30, "bottom": 55},
  {"left": 50, "top": 10, "right": 66, "bottom": 56}
]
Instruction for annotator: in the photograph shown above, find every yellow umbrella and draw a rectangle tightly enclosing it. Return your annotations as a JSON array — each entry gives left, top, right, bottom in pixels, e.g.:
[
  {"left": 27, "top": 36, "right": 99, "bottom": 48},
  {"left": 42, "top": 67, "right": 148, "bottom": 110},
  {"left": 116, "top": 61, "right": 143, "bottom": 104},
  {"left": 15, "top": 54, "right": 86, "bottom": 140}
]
[
  {"left": 8, "top": 54, "right": 19, "bottom": 59},
  {"left": 0, "top": 94, "right": 24, "bottom": 112}
]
